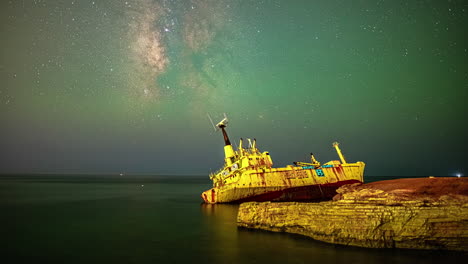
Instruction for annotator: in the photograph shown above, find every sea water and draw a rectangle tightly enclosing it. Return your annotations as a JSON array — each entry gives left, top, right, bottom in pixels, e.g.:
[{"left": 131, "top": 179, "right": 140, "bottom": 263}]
[{"left": 1, "top": 175, "right": 464, "bottom": 263}]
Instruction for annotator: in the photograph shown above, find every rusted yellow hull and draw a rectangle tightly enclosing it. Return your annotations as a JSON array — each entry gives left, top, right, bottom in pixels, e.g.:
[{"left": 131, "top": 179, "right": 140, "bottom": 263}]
[{"left": 201, "top": 162, "right": 365, "bottom": 204}]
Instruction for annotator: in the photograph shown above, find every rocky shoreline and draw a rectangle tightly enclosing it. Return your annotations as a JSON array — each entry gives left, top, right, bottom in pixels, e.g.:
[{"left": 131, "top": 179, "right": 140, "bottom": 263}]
[{"left": 237, "top": 177, "right": 468, "bottom": 251}]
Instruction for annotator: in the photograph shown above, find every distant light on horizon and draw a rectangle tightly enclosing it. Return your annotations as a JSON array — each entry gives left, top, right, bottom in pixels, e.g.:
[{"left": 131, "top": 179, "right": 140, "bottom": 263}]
[{"left": 456, "top": 173, "right": 462, "bottom": 178}]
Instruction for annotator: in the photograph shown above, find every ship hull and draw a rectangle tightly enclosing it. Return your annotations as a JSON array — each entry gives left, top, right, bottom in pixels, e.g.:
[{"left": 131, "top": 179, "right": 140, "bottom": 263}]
[
  {"left": 202, "top": 162, "right": 365, "bottom": 204},
  {"left": 208, "top": 179, "right": 361, "bottom": 204}
]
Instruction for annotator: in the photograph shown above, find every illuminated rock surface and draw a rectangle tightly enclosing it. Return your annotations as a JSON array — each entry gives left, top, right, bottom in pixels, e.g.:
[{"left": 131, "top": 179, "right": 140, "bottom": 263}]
[{"left": 237, "top": 178, "right": 468, "bottom": 251}]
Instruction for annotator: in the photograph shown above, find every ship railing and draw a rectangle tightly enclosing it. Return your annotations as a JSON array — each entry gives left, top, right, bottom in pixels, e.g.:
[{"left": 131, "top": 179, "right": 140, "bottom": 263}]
[{"left": 209, "top": 167, "right": 226, "bottom": 180}]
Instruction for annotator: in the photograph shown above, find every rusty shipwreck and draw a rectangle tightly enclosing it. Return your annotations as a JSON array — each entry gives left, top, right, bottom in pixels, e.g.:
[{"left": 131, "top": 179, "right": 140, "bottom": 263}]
[{"left": 201, "top": 115, "right": 365, "bottom": 204}]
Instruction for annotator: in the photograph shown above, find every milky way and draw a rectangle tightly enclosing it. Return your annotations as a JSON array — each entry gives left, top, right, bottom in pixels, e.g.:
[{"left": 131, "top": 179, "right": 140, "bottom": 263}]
[
  {"left": 126, "top": 0, "right": 168, "bottom": 102},
  {"left": 183, "top": 0, "right": 227, "bottom": 52},
  {"left": 123, "top": 0, "right": 235, "bottom": 112}
]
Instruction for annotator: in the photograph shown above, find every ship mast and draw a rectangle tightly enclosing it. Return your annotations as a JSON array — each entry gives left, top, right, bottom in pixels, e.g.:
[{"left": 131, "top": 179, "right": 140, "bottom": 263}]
[
  {"left": 219, "top": 124, "right": 231, "bottom": 146},
  {"left": 333, "top": 142, "right": 347, "bottom": 164},
  {"left": 212, "top": 114, "right": 235, "bottom": 166}
]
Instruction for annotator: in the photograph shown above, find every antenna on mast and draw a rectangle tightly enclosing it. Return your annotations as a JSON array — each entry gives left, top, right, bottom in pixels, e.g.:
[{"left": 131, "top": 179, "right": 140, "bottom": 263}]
[
  {"left": 207, "top": 113, "right": 229, "bottom": 131},
  {"left": 207, "top": 113, "right": 217, "bottom": 132},
  {"left": 216, "top": 113, "right": 229, "bottom": 128},
  {"left": 207, "top": 113, "right": 231, "bottom": 146}
]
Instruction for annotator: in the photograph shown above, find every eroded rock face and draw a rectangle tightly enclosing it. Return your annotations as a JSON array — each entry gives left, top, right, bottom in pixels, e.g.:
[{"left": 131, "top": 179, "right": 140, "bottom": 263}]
[{"left": 237, "top": 178, "right": 468, "bottom": 251}]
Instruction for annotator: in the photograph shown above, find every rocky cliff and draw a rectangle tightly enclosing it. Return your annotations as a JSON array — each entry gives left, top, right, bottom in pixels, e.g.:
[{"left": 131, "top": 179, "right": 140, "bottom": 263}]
[{"left": 237, "top": 177, "right": 468, "bottom": 251}]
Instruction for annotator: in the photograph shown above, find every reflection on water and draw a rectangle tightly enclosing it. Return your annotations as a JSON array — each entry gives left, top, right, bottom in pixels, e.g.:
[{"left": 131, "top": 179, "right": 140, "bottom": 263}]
[{"left": 200, "top": 204, "right": 241, "bottom": 263}]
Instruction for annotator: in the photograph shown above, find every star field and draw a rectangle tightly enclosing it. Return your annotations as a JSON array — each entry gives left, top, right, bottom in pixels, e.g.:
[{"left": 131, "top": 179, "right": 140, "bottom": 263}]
[{"left": 1, "top": 0, "right": 467, "bottom": 176}]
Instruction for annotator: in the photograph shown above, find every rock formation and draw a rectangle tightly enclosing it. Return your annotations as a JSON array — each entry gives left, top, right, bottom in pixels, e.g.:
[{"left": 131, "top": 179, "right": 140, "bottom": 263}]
[{"left": 237, "top": 177, "right": 468, "bottom": 251}]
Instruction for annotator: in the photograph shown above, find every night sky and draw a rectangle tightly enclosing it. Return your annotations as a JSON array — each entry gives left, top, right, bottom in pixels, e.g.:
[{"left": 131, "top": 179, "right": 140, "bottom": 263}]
[{"left": 1, "top": 0, "right": 467, "bottom": 176}]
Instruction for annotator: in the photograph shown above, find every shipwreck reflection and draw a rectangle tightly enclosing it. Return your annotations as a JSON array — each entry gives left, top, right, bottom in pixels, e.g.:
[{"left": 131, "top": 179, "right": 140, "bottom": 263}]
[{"left": 200, "top": 203, "right": 241, "bottom": 262}]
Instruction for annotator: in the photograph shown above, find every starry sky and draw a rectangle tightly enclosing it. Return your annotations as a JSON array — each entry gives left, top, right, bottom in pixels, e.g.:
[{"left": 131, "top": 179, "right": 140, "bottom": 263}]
[{"left": 1, "top": 0, "right": 467, "bottom": 176}]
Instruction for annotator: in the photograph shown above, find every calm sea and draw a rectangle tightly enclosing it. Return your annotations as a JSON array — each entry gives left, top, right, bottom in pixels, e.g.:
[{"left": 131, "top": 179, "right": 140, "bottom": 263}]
[{"left": 1, "top": 175, "right": 465, "bottom": 263}]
